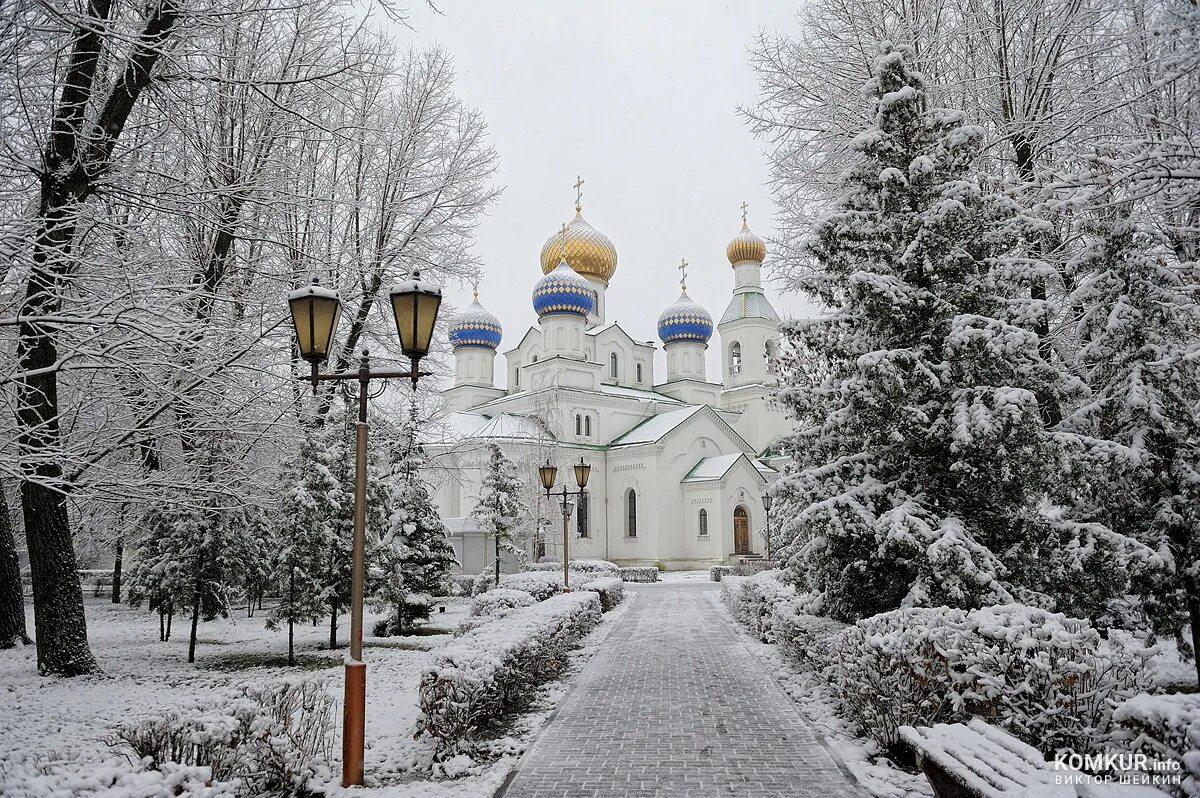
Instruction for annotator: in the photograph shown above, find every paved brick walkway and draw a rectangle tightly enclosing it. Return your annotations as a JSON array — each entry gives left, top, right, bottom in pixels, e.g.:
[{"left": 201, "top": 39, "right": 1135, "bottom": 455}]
[{"left": 500, "top": 582, "right": 863, "bottom": 798}]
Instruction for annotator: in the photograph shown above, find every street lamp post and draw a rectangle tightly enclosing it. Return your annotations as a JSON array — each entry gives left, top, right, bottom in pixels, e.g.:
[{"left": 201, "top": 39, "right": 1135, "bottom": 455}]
[
  {"left": 761, "top": 493, "right": 774, "bottom": 562},
  {"left": 537, "top": 458, "right": 591, "bottom": 590},
  {"left": 286, "top": 272, "right": 441, "bottom": 788}
]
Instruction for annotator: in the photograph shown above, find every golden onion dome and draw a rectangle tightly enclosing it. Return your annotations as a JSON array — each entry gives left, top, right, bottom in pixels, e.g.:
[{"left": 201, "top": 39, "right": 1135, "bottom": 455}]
[
  {"left": 726, "top": 220, "right": 767, "bottom": 265},
  {"left": 539, "top": 209, "right": 618, "bottom": 283}
]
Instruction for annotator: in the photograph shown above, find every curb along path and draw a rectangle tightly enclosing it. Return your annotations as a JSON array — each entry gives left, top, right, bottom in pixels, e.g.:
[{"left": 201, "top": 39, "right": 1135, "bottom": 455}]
[{"left": 500, "top": 582, "right": 863, "bottom": 798}]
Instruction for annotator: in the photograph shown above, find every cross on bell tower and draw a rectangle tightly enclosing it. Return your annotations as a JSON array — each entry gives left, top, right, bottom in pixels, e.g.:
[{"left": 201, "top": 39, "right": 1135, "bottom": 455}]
[
  {"left": 678, "top": 258, "right": 688, "bottom": 292},
  {"left": 740, "top": 201, "right": 749, "bottom": 225},
  {"left": 574, "top": 176, "right": 585, "bottom": 212}
]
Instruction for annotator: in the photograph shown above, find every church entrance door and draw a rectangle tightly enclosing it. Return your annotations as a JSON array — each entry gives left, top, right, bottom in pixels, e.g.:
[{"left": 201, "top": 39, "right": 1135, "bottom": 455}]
[{"left": 733, "top": 506, "right": 751, "bottom": 554}]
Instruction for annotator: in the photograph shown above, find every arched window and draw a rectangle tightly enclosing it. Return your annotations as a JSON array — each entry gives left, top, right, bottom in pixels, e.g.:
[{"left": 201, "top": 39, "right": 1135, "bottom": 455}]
[
  {"left": 532, "top": 354, "right": 538, "bottom": 363},
  {"left": 609, "top": 352, "right": 619, "bottom": 379},
  {"left": 698, "top": 509, "right": 709, "bottom": 537},
  {"left": 625, "top": 489, "right": 637, "bottom": 537},
  {"left": 577, "top": 493, "right": 589, "bottom": 538},
  {"left": 584, "top": 416, "right": 591, "bottom": 437},
  {"left": 514, "top": 367, "right": 521, "bottom": 387},
  {"left": 765, "top": 340, "right": 778, "bottom": 373},
  {"left": 575, "top": 414, "right": 582, "bottom": 435},
  {"left": 635, "top": 362, "right": 643, "bottom": 383},
  {"left": 730, "top": 342, "right": 742, "bottom": 375}
]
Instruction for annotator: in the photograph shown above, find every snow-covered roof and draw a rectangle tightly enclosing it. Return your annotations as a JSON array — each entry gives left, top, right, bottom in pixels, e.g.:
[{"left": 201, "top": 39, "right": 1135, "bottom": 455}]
[
  {"left": 424, "top": 411, "right": 552, "bottom": 445},
  {"left": 720, "top": 291, "right": 780, "bottom": 325},
  {"left": 682, "top": 453, "right": 772, "bottom": 483},
  {"left": 609, "top": 406, "right": 704, "bottom": 447},
  {"left": 598, "top": 384, "right": 684, "bottom": 404}
]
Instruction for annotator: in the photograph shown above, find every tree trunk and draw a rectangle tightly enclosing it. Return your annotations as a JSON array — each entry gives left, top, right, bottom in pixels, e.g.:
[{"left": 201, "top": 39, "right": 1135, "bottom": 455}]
[
  {"left": 165, "top": 603, "right": 173, "bottom": 641},
  {"left": 329, "top": 601, "right": 338, "bottom": 649},
  {"left": 110, "top": 539, "right": 122, "bottom": 604},
  {"left": 158, "top": 604, "right": 165, "bottom": 642},
  {"left": 287, "top": 564, "right": 295, "bottom": 666},
  {"left": 1181, "top": 563, "right": 1200, "bottom": 689},
  {"left": 187, "top": 595, "right": 201, "bottom": 664},
  {"left": 0, "top": 483, "right": 32, "bottom": 648}
]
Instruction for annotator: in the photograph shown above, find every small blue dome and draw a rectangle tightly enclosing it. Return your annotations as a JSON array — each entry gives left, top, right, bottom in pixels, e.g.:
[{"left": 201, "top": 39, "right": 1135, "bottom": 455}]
[
  {"left": 657, "top": 290, "right": 713, "bottom": 345},
  {"left": 533, "top": 260, "right": 595, "bottom": 319},
  {"left": 449, "top": 296, "right": 502, "bottom": 350}
]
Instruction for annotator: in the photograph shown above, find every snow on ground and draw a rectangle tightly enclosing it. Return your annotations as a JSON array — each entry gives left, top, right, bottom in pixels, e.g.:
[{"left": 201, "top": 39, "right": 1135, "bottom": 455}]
[
  {"left": 1, "top": 589, "right": 633, "bottom": 798},
  {"left": 655, "top": 569, "right": 710, "bottom": 583},
  {"left": 708, "top": 591, "right": 933, "bottom": 798}
]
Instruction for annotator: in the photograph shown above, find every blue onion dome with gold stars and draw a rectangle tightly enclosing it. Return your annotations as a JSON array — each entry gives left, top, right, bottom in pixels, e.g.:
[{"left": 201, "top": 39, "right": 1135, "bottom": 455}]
[
  {"left": 533, "top": 260, "right": 595, "bottom": 318},
  {"left": 657, "top": 289, "right": 713, "bottom": 345},
  {"left": 448, "top": 292, "right": 502, "bottom": 350}
]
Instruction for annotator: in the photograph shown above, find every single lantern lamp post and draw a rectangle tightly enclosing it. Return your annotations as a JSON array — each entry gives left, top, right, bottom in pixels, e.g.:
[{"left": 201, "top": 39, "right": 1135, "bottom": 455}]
[
  {"left": 538, "top": 457, "right": 591, "bottom": 589},
  {"left": 286, "top": 272, "right": 441, "bottom": 788},
  {"left": 761, "top": 492, "right": 774, "bottom": 562}
]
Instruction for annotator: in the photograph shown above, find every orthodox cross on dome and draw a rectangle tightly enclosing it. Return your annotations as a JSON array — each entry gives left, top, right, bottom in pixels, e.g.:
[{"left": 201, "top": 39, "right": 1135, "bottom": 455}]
[
  {"left": 559, "top": 222, "right": 568, "bottom": 261},
  {"left": 574, "top": 175, "right": 585, "bottom": 212},
  {"left": 740, "top": 201, "right": 749, "bottom": 224},
  {"left": 678, "top": 258, "right": 688, "bottom": 292}
]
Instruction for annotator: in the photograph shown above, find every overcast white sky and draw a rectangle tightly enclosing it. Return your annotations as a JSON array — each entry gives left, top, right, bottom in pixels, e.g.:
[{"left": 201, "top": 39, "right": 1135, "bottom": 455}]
[{"left": 399, "top": 1, "right": 813, "bottom": 381}]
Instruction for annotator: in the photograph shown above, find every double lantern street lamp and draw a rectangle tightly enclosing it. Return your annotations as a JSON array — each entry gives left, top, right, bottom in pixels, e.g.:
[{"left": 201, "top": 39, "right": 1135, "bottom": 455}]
[
  {"left": 286, "top": 271, "right": 442, "bottom": 789},
  {"left": 538, "top": 458, "right": 591, "bottom": 590}
]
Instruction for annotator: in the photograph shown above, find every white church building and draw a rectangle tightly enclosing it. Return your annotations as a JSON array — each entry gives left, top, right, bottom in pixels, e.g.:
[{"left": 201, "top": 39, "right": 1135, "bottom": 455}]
[{"left": 423, "top": 197, "right": 788, "bottom": 571}]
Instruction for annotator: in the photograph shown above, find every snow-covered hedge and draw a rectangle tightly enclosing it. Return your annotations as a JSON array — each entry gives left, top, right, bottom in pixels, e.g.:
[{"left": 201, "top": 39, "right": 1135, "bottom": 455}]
[
  {"left": 830, "top": 605, "right": 1152, "bottom": 755},
  {"left": 469, "top": 588, "right": 537, "bottom": 618},
  {"left": 720, "top": 570, "right": 793, "bottom": 642},
  {"left": 1110, "top": 692, "right": 1200, "bottom": 797},
  {"left": 771, "top": 596, "right": 845, "bottom": 672},
  {"left": 709, "top": 565, "right": 740, "bottom": 582},
  {"left": 618, "top": 566, "right": 659, "bottom": 583},
  {"left": 416, "top": 592, "right": 602, "bottom": 757},
  {"left": 497, "top": 571, "right": 564, "bottom": 601},
  {"left": 447, "top": 574, "right": 476, "bottom": 597},
  {"left": 578, "top": 576, "right": 624, "bottom": 611},
  {"left": 110, "top": 679, "right": 335, "bottom": 796},
  {"left": 527, "top": 559, "right": 620, "bottom": 577}
]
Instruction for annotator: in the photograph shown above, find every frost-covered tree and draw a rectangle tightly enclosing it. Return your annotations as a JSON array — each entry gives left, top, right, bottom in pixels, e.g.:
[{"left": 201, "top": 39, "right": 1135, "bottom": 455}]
[
  {"left": 268, "top": 426, "right": 342, "bottom": 664},
  {"left": 1057, "top": 214, "right": 1200, "bottom": 680},
  {"left": 774, "top": 44, "right": 1099, "bottom": 621},
  {"left": 373, "top": 403, "right": 456, "bottom": 635},
  {"left": 472, "top": 443, "right": 525, "bottom": 585}
]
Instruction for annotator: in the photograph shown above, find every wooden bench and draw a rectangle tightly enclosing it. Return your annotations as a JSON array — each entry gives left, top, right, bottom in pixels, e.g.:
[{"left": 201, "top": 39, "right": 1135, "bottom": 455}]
[{"left": 899, "top": 719, "right": 1169, "bottom": 798}]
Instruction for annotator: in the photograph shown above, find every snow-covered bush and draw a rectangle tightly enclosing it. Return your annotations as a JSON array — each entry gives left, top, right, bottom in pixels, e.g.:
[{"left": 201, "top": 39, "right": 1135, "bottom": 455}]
[
  {"left": 525, "top": 561, "right": 560, "bottom": 572},
  {"left": 1110, "top": 692, "right": 1200, "bottom": 798},
  {"left": 569, "top": 559, "right": 620, "bottom": 576},
  {"left": 829, "top": 605, "right": 1152, "bottom": 756},
  {"left": 416, "top": 592, "right": 602, "bottom": 757},
  {"left": 618, "top": 567, "right": 659, "bottom": 583},
  {"left": 578, "top": 576, "right": 624, "bottom": 612},
  {"left": 372, "top": 592, "right": 432, "bottom": 637},
  {"left": 497, "top": 570, "right": 564, "bottom": 601},
  {"left": 771, "top": 594, "right": 844, "bottom": 672},
  {"left": 447, "top": 574, "right": 475, "bottom": 597},
  {"left": 710, "top": 565, "right": 740, "bottom": 582},
  {"left": 469, "top": 588, "right": 536, "bottom": 618},
  {"left": 721, "top": 570, "right": 793, "bottom": 641},
  {"left": 470, "top": 571, "right": 496, "bottom": 596},
  {"left": 110, "top": 679, "right": 335, "bottom": 796}
]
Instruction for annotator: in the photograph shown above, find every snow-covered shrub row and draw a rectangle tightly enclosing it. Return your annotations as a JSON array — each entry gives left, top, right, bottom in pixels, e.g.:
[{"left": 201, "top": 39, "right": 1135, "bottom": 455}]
[
  {"left": 469, "top": 588, "right": 536, "bottom": 618},
  {"left": 709, "top": 565, "right": 740, "bottom": 582},
  {"left": 470, "top": 571, "right": 496, "bottom": 596},
  {"left": 416, "top": 592, "right": 602, "bottom": 757},
  {"left": 770, "top": 596, "right": 845, "bottom": 672},
  {"left": 578, "top": 576, "right": 624, "bottom": 612},
  {"left": 618, "top": 567, "right": 659, "bottom": 583},
  {"left": 720, "top": 570, "right": 794, "bottom": 642},
  {"left": 1109, "top": 692, "right": 1200, "bottom": 797},
  {"left": 497, "top": 570, "right": 564, "bottom": 601},
  {"left": 830, "top": 605, "right": 1152, "bottom": 755},
  {"left": 109, "top": 679, "right": 335, "bottom": 796},
  {"left": 526, "top": 559, "right": 620, "bottom": 576}
]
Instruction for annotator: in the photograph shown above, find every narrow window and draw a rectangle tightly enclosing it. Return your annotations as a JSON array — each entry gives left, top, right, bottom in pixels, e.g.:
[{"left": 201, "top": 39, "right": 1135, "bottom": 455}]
[
  {"left": 575, "top": 414, "right": 582, "bottom": 435},
  {"left": 515, "top": 367, "right": 521, "bottom": 386},
  {"left": 730, "top": 342, "right": 742, "bottom": 375},
  {"left": 699, "top": 509, "right": 709, "bottom": 536},
  {"left": 609, "top": 352, "right": 619, "bottom": 379},
  {"left": 636, "top": 362, "right": 643, "bottom": 383},
  {"left": 584, "top": 416, "right": 591, "bottom": 437},
  {"left": 577, "top": 493, "right": 589, "bottom": 538},
  {"left": 625, "top": 489, "right": 637, "bottom": 537},
  {"left": 532, "top": 354, "right": 538, "bottom": 363},
  {"left": 765, "top": 341, "right": 777, "bottom": 373}
]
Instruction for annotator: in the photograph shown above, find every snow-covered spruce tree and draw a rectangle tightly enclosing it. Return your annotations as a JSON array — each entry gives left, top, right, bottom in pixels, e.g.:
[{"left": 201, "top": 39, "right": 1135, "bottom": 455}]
[
  {"left": 267, "top": 426, "right": 343, "bottom": 664},
  {"left": 471, "top": 443, "right": 526, "bottom": 586},
  {"left": 1057, "top": 213, "right": 1200, "bottom": 679},
  {"left": 774, "top": 43, "right": 1097, "bottom": 621},
  {"left": 372, "top": 403, "right": 457, "bottom": 635}
]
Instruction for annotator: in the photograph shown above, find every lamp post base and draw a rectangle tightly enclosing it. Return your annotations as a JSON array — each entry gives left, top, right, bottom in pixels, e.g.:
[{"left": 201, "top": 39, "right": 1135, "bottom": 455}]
[{"left": 342, "top": 660, "right": 367, "bottom": 787}]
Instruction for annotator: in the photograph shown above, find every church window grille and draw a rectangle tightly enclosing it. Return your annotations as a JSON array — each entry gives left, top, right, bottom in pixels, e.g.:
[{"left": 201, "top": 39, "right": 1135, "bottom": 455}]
[
  {"left": 625, "top": 489, "right": 637, "bottom": 537},
  {"left": 609, "top": 352, "right": 618, "bottom": 379},
  {"left": 577, "top": 493, "right": 589, "bottom": 538},
  {"left": 698, "top": 509, "right": 708, "bottom": 536}
]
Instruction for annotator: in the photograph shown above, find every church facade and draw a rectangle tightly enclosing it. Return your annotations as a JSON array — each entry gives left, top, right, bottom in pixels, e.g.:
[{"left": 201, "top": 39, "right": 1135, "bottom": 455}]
[{"left": 423, "top": 198, "right": 788, "bottom": 571}]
